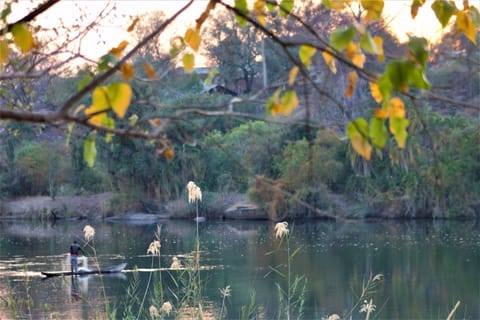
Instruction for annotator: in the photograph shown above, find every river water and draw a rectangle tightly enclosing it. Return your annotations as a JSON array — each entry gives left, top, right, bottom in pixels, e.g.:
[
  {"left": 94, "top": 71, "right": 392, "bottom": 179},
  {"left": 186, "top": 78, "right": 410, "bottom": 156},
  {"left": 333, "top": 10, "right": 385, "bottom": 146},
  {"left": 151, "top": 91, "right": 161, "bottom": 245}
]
[{"left": 0, "top": 219, "right": 479, "bottom": 319}]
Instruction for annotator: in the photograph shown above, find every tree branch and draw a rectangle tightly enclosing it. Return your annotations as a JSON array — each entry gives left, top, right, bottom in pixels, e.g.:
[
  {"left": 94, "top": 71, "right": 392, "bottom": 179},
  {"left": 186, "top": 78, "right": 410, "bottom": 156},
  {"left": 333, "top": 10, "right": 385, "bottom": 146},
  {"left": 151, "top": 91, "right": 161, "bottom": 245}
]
[
  {"left": 54, "top": 0, "right": 194, "bottom": 118},
  {"left": 5, "top": 0, "right": 61, "bottom": 32}
]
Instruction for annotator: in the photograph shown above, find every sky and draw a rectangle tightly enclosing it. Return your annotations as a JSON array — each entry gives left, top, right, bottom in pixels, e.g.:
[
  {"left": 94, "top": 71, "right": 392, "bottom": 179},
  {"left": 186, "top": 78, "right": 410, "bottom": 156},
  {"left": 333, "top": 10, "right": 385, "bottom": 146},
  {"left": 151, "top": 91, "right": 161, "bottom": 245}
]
[{"left": 9, "top": 0, "right": 463, "bottom": 66}]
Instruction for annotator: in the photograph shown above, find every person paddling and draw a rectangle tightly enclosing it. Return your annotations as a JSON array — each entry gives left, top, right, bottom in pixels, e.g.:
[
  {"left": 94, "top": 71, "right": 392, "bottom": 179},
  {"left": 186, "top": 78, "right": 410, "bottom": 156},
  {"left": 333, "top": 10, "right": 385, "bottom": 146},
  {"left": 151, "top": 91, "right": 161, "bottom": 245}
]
[{"left": 70, "top": 240, "right": 84, "bottom": 274}]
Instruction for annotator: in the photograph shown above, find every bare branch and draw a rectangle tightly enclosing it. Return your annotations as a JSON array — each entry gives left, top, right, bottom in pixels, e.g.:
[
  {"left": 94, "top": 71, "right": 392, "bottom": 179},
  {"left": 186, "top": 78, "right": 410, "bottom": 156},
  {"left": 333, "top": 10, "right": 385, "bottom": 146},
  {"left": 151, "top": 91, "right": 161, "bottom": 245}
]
[
  {"left": 54, "top": 0, "right": 194, "bottom": 118},
  {"left": 5, "top": 0, "right": 61, "bottom": 31}
]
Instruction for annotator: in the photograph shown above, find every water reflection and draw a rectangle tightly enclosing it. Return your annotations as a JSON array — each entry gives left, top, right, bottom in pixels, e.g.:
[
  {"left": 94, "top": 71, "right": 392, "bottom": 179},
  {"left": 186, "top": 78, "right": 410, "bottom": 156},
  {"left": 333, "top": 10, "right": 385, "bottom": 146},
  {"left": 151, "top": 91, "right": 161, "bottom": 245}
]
[{"left": 0, "top": 219, "right": 479, "bottom": 319}]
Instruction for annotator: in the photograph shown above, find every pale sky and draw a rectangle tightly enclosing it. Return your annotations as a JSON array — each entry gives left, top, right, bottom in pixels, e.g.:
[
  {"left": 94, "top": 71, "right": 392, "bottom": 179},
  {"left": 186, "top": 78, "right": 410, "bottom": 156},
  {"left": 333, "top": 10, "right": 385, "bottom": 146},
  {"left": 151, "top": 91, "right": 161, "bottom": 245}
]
[{"left": 9, "top": 0, "right": 463, "bottom": 66}]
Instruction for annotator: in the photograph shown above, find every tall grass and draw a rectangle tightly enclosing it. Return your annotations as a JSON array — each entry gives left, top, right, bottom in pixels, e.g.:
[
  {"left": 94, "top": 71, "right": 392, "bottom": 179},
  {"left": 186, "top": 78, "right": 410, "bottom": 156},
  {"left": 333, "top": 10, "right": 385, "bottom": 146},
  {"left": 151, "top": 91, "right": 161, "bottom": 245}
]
[{"left": 266, "top": 222, "right": 307, "bottom": 320}]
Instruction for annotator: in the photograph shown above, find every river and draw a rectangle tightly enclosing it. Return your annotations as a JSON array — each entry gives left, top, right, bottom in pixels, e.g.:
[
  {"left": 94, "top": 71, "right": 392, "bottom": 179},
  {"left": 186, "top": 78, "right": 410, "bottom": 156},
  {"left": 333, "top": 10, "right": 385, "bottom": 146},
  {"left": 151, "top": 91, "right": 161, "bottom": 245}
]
[{"left": 0, "top": 219, "right": 479, "bottom": 319}]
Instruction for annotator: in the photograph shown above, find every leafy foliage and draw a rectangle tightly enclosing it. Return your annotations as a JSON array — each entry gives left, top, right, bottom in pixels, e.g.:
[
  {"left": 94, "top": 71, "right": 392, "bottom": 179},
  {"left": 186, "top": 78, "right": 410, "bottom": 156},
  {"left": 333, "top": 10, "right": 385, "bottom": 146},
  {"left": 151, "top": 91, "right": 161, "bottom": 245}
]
[{"left": 0, "top": 0, "right": 478, "bottom": 220}]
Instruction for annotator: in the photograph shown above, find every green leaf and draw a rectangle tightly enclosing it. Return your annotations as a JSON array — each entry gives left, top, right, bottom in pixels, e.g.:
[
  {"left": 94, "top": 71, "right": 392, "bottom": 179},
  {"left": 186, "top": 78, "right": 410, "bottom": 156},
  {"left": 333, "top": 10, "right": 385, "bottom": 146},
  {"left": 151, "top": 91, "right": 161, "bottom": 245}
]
[
  {"left": 77, "top": 74, "right": 93, "bottom": 91},
  {"left": 322, "top": 0, "right": 347, "bottom": 10},
  {"left": 98, "top": 53, "right": 117, "bottom": 72},
  {"left": 299, "top": 45, "right": 316, "bottom": 68},
  {"left": 369, "top": 117, "right": 388, "bottom": 148},
  {"left": 348, "top": 118, "right": 369, "bottom": 137},
  {"left": 408, "top": 37, "right": 429, "bottom": 68},
  {"left": 409, "top": 68, "right": 431, "bottom": 89},
  {"left": 390, "top": 117, "right": 409, "bottom": 148},
  {"left": 280, "top": 90, "right": 299, "bottom": 115},
  {"left": 377, "top": 73, "right": 393, "bottom": 104},
  {"left": 280, "top": 0, "right": 294, "bottom": 17},
  {"left": 470, "top": 6, "right": 480, "bottom": 27},
  {"left": 66, "top": 122, "right": 74, "bottom": 146},
  {"left": 235, "top": 0, "right": 248, "bottom": 27},
  {"left": 385, "top": 60, "right": 414, "bottom": 91},
  {"left": 11, "top": 23, "right": 35, "bottom": 53},
  {"left": 84, "top": 136, "right": 97, "bottom": 167},
  {"left": 431, "top": 0, "right": 457, "bottom": 27},
  {"left": 359, "top": 31, "right": 378, "bottom": 54},
  {"left": 182, "top": 53, "right": 195, "bottom": 73},
  {"left": 205, "top": 68, "right": 219, "bottom": 87},
  {"left": 169, "top": 36, "right": 185, "bottom": 58},
  {"left": 266, "top": 2, "right": 276, "bottom": 11},
  {"left": 1, "top": 4, "right": 11, "bottom": 21},
  {"left": 102, "top": 117, "right": 115, "bottom": 143},
  {"left": 330, "top": 27, "right": 355, "bottom": 51}
]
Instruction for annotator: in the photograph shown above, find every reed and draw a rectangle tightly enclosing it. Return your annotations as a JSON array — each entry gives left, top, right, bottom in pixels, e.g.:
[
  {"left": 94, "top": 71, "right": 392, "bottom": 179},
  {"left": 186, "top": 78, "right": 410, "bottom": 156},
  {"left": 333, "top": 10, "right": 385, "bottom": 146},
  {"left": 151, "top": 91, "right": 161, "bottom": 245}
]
[
  {"left": 267, "top": 221, "right": 307, "bottom": 320},
  {"left": 218, "top": 285, "right": 231, "bottom": 319},
  {"left": 80, "top": 224, "right": 113, "bottom": 317}
]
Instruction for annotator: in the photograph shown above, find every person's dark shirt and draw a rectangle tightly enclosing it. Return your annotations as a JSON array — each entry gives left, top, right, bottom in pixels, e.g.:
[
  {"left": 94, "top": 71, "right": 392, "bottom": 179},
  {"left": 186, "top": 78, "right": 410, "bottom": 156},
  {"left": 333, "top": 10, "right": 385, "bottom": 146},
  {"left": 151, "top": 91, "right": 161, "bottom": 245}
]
[{"left": 70, "top": 242, "right": 83, "bottom": 256}]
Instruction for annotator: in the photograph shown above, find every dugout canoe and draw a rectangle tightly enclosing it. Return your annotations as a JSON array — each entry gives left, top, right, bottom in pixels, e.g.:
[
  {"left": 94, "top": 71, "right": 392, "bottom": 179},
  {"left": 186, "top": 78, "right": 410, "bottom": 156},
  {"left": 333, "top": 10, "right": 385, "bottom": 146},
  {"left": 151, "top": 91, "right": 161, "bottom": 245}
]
[{"left": 41, "top": 263, "right": 127, "bottom": 278}]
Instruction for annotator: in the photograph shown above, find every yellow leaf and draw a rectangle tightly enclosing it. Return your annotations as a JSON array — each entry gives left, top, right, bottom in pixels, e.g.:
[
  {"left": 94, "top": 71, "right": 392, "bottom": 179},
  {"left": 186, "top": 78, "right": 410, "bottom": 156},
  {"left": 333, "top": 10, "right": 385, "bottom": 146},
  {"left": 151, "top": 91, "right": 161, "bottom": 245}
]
[
  {"left": 254, "top": 0, "right": 267, "bottom": 26},
  {"left": 288, "top": 66, "right": 299, "bottom": 86},
  {"left": 0, "top": 39, "right": 10, "bottom": 69},
  {"left": 11, "top": 23, "right": 35, "bottom": 53},
  {"left": 280, "top": 90, "right": 299, "bottom": 115},
  {"left": 266, "top": 88, "right": 282, "bottom": 115},
  {"left": 322, "top": 50, "right": 337, "bottom": 74},
  {"left": 369, "top": 81, "right": 383, "bottom": 103},
  {"left": 183, "top": 53, "right": 195, "bottom": 73},
  {"left": 389, "top": 117, "right": 409, "bottom": 148},
  {"left": 347, "top": 118, "right": 372, "bottom": 160},
  {"left": 107, "top": 82, "right": 132, "bottom": 118},
  {"left": 345, "top": 71, "right": 358, "bottom": 98},
  {"left": 185, "top": 28, "right": 201, "bottom": 52},
  {"left": 351, "top": 134, "right": 372, "bottom": 160},
  {"left": 361, "top": 0, "right": 384, "bottom": 22},
  {"left": 127, "top": 17, "right": 140, "bottom": 32},
  {"left": 299, "top": 45, "right": 316, "bottom": 69},
  {"left": 345, "top": 42, "right": 365, "bottom": 68},
  {"left": 374, "top": 108, "right": 388, "bottom": 119},
  {"left": 163, "top": 148, "right": 175, "bottom": 161},
  {"left": 121, "top": 63, "right": 135, "bottom": 81},
  {"left": 456, "top": 10, "right": 477, "bottom": 44},
  {"left": 144, "top": 62, "right": 157, "bottom": 80},
  {"left": 196, "top": 0, "right": 216, "bottom": 30},
  {"left": 388, "top": 97, "right": 406, "bottom": 118},
  {"left": 85, "top": 86, "right": 109, "bottom": 126},
  {"left": 373, "top": 36, "right": 384, "bottom": 61},
  {"left": 88, "top": 86, "right": 109, "bottom": 113},
  {"left": 411, "top": 0, "right": 427, "bottom": 19},
  {"left": 85, "top": 107, "right": 107, "bottom": 126},
  {"left": 270, "top": 102, "right": 282, "bottom": 116},
  {"left": 109, "top": 40, "right": 129, "bottom": 58},
  {"left": 326, "top": 0, "right": 352, "bottom": 10}
]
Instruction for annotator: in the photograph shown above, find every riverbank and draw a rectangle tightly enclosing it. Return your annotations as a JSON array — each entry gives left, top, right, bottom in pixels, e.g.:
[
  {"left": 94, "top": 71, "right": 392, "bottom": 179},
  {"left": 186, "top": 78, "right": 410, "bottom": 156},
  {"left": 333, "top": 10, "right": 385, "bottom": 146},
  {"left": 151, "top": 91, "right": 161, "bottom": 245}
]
[
  {"left": 2, "top": 192, "right": 477, "bottom": 221},
  {"left": 0, "top": 192, "right": 267, "bottom": 221},
  {"left": 0, "top": 193, "right": 116, "bottom": 220}
]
